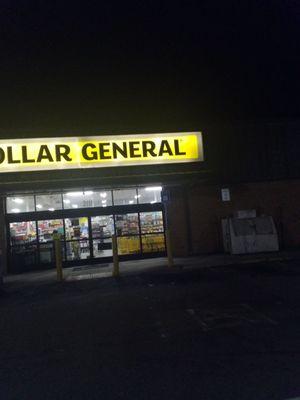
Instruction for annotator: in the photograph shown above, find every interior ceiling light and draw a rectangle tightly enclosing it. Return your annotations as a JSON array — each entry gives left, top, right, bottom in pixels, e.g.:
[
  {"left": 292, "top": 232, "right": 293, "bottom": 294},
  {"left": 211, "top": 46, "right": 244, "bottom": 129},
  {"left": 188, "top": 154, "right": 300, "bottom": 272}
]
[
  {"left": 11, "top": 208, "right": 20, "bottom": 213},
  {"left": 145, "top": 186, "right": 162, "bottom": 191},
  {"left": 36, "top": 204, "right": 43, "bottom": 209},
  {"left": 13, "top": 198, "right": 24, "bottom": 204},
  {"left": 48, "top": 208, "right": 55, "bottom": 211},
  {"left": 84, "top": 191, "right": 93, "bottom": 195},
  {"left": 129, "top": 200, "right": 134, "bottom": 204},
  {"left": 134, "top": 195, "right": 141, "bottom": 199},
  {"left": 63, "top": 199, "right": 71, "bottom": 204},
  {"left": 100, "top": 192, "right": 107, "bottom": 198},
  {"left": 72, "top": 204, "right": 78, "bottom": 208},
  {"left": 101, "top": 200, "right": 107, "bottom": 204}
]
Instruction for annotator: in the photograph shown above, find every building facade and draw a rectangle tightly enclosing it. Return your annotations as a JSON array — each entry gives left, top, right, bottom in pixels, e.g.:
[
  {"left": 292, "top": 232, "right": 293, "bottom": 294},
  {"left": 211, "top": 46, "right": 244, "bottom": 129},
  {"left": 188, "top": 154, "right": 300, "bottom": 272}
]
[{"left": 1, "top": 120, "right": 300, "bottom": 279}]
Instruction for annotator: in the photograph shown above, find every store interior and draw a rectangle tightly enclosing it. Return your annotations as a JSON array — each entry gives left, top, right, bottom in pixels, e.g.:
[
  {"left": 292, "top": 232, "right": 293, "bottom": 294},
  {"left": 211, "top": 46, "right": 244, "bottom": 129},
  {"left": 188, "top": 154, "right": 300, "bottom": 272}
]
[{"left": 7, "top": 187, "right": 165, "bottom": 271}]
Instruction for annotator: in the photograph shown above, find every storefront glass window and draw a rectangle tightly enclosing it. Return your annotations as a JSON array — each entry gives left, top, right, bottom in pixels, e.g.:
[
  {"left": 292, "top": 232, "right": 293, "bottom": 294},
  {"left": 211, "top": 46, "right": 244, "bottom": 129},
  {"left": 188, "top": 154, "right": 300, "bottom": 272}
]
[
  {"left": 93, "top": 238, "right": 112, "bottom": 258},
  {"left": 38, "top": 219, "right": 64, "bottom": 242},
  {"left": 91, "top": 215, "right": 114, "bottom": 258},
  {"left": 91, "top": 190, "right": 113, "bottom": 208},
  {"left": 113, "top": 189, "right": 138, "bottom": 206},
  {"left": 117, "top": 236, "right": 141, "bottom": 255},
  {"left": 140, "top": 211, "right": 164, "bottom": 234},
  {"left": 142, "top": 234, "right": 165, "bottom": 253},
  {"left": 63, "top": 191, "right": 90, "bottom": 209},
  {"left": 37, "top": 219, "right": 64, "bottom": 264},
  {"left": 10, "top": 221, "right": 37, "bottom": 245},
  {"left": 63, "top": 190, "right": 112, "bottom": 209},
  {"left": 39, "top": 243, "right": 54, "bottom": 264},
  {"left": 35, "top": 193, "right": 63, "bottom": 211},
  {"left": 115, "top": 213, "right": 139, "bottom": 236},
  {"left": 138, "top": 186, "right": 162, "bottom": 204},
  {"left": 65, "top": 217, "right": 90, "bottom": 261},
  {"left": 6, "top": 186, "right": 162, "bottom": 215},
  {"left": 6, "top": 196, "right": 35, "bottom": 213},
  {"left": 91, "top": 215, "right": 114, "bottom": 238},
  {"left": 65, "top": 217, "right": 89, "bottom": 240},
  {"left": 115, "top": 213, "right": 140, "bottom": 255},
  {"left": 10, "top": 245, "right": 38, "bottom": 271},
  {"left": 65, "top": 240, "right": 90, "bottom": 261},
  {"left": 9, "top": 221, "right": 37, "bottom": 271},
  {"left": 6, "top": 186, "right": 166, "bottom": 271}
]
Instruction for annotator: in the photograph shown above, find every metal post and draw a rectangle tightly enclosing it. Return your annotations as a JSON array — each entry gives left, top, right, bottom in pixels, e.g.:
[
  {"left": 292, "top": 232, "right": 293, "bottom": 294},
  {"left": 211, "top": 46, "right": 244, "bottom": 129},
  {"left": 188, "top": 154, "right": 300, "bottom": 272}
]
[
  {"left": 162, "top": 189, "right": 174, "bottom": 268},
  {"left": 165, "top": 229, "right": 174, "bottom": 267},
  {"left": 112, "top": 235, "right": 119, "bottom": 277},
  {"left": 0, "top": 196, "right": 8, "bottom": 281},
  {"left": 54, "top": 238, "right": 63, "bottom": 281}
]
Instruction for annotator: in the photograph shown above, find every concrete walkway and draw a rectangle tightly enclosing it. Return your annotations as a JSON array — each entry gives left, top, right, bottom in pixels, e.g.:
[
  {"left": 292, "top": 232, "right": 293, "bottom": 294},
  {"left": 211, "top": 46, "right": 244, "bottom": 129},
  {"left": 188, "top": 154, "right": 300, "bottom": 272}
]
[{"left": 3, "top": 249, "right": 300, "bottom": 288}]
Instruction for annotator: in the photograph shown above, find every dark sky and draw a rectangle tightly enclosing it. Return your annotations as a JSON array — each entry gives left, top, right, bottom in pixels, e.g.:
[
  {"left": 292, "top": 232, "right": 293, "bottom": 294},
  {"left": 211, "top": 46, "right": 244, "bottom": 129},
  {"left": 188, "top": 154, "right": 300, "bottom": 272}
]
[{"left": 0, "top": 0, "right": 299, "bottom": 134}]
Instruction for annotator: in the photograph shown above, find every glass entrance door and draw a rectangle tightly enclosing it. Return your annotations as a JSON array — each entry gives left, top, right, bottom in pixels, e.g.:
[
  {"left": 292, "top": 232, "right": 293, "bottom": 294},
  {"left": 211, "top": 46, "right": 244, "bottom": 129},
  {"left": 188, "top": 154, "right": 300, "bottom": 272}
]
[
  {"left": 9, "top": 221, "right": 38, "bottom": 272},
  {"left": 65, "top": 217, "right": 90, "bottom": 261},
  {"left": 91, "top": 215, "right": 114, "bottom": 258},
  {"left": 38, "top": 219, "right": 64, "bottom": 264}
]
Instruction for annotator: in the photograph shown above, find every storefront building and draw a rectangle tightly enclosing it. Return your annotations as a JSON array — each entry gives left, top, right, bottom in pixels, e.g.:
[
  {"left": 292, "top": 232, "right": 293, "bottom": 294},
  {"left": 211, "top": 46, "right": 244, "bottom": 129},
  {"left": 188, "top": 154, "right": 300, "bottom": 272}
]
[
  {"left": 1, "top": 119, "right": 300, "bottom": 279},
  {"left": 0, "top": 131, "right": 204, "bottom": 275}
]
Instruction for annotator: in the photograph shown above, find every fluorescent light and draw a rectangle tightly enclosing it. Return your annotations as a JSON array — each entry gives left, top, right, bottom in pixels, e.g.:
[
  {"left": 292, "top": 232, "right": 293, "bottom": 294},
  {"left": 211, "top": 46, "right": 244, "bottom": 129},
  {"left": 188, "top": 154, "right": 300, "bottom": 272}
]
[
  {"left": 11, "top": 208, "right": 20, "bottom": 213},
  {"left": 84, "top": 191, "right": 93, "bottom": 195},
  {"left": 150, "top": 201, "right": 156, "bottom": 204},
  {"left": 102, "top": 204, "right": 107, "bottom": 208},
  {"left": 36, "top": 204, "right": 43, "bottom": 209},
  {"left": 72, "top": 204, "right": 78, "bottom": 209},
  {"left": 101, "top": 200, "right": 107, "bottom": 204},
  {"left": 13, "top": 198, "right": 24, "bottom": 204},
  {"left": 48, "top": 208, "right": 55, "bottom": 211},
  {"left": 63, "top": 199, "right": 71, "bottom": 204},
  {"left": 100, "top": 192, "right": 107, "bottom": 198},
  {"left": 129, "top": 200, "right": 134, "bottom": 204},
  {"left": 134, "top": 195, "right": 141, "bottom": 199},
  {"left": 66, "top": 192, "right": 83, "bottom": 197},
  {"left": 145, "top": 186, "right": 162, "bottom": 191}
]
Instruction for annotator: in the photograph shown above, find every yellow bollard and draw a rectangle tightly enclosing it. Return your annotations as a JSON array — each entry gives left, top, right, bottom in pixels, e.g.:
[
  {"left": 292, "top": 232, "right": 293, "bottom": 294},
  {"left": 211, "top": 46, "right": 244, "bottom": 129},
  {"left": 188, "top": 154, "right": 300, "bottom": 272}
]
[
  {"left": 54, "top": 238, "right": 63, "bottom": 281},
  {"left": 112, "top": 235, "right": 119, "bottom": 277},
  {"left": 165, "top": 229, "right": 174, "bottom": 267}
]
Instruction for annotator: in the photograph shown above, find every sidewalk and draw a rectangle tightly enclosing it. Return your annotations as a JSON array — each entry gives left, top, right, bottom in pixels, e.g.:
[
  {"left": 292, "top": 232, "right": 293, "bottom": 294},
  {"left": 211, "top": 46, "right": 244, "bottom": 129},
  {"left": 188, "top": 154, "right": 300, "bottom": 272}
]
[{"left": 3, "top": 249, "right": 300, "bottom": 289}]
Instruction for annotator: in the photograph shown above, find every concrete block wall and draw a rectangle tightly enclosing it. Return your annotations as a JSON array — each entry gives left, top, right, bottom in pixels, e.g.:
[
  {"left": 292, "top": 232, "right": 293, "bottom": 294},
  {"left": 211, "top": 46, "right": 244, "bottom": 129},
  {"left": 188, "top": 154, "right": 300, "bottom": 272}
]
[{"left": 169, "top": 180, "right": 300, "bottom": 256}]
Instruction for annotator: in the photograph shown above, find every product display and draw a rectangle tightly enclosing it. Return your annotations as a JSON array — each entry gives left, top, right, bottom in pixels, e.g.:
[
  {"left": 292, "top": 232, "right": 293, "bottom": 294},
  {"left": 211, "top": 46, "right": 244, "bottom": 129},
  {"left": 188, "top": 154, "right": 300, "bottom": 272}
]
[
  {"left": 91, "top": 215, "right": 114, "bottom": 238},
  {"left": 65, "top": 217, "right": 89, "bottom": 240},
  {"left": 140, "top": 211, "right": 164, "bottom": 234},
  {"left": 117, "top": 236, "right": 141, "bottom": 255},
  {"left": 38, "top": 219, "right": 64, "bottom": 242},
  {"left": 115, "top": 213, "right": 139, "bottom": 236},
  {"left": 142, "top": 234, "right": 165, "bottom": 253},
  {"left": 65, "top": 217, "right": 90, "bottom": 260},
  {"left": 10, "top": 221, "right": 36, "bottom": 245}
]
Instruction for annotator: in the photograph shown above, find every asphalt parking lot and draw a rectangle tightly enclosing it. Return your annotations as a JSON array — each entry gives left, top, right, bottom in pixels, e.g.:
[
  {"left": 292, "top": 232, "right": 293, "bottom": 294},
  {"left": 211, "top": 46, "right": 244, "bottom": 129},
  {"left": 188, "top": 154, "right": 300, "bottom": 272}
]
[{"left": 1, "top": 260, "right": 300, "bottom": 400}]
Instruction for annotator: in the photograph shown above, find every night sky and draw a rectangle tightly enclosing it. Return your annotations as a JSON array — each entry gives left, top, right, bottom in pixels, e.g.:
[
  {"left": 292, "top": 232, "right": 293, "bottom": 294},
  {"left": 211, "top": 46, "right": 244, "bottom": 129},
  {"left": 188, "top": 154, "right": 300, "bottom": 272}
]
[{"left": 0, "top": 0, "right": 299, "bottom": 135}]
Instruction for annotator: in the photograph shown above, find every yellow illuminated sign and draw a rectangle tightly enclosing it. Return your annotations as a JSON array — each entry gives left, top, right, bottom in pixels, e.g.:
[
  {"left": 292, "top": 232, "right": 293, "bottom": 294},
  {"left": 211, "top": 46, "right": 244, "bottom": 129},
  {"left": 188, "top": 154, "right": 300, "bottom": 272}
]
[{"left": 0, "top": 132, "right": 203, "bottom": 173}]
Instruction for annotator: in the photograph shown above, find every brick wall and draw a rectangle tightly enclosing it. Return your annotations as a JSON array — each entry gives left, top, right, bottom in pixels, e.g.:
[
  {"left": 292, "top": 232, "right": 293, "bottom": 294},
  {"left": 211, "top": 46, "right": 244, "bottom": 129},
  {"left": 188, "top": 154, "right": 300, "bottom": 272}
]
[
  {"left": 168, "top": 180, "right": 300, "bottom": 256},
  {"left": 166, "top": 186, "right": 189, "bottom": 257}
]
